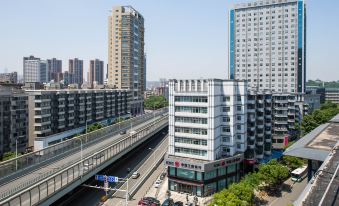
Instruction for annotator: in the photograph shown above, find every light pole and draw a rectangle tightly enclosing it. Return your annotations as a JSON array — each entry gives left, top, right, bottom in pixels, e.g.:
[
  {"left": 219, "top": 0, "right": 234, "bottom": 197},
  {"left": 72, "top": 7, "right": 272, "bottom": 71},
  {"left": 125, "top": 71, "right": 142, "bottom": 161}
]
[
  {"left": 125, "top": 178, "right": 129, "bottom": 206},
  {"left": 76, "top": 138, "right": 83, "bottom": 176},
  {"left": 15, "top": 138, "right": 18, "bottom": 171}
]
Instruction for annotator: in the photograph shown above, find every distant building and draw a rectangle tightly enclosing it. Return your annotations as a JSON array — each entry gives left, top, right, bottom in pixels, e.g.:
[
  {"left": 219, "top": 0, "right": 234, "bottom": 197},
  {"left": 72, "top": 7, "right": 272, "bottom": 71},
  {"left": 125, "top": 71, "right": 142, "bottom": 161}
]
[
  {"left": 89, "top": 59, "right": 104, "bottom": 88},
  {"left": 306, "top": 86, "right": 325, "bottom": 104},
  {"left": 325, "top": 88, "right": 339, "bottom": 104},
  {"left": 62, "top": 71, "right": 74, "bottom": 86},
  {"left": 0, "top": 84, "right": 28, "bottom": 157},
  {"left": 69, "top": 58, "right": 83, "bottom": 87},
  {"left": 304, "top": 92, "right": 321, "bottom": 113},
  {"left": 166, "top": 79, "right": 246, "bottom": 197},
  {"left": 26, "top": 89, "right": 131, "bottom": 150},
  {"left": 23, "top": 56, "right": 49, "bottom": 84},
  {"left": 0, "top": 72, "right": 17, "bottom": 84},
  {"left": 229, "top": 0, "right": 307, "bottom": 93},
  {"left": 47, "top": 58, "right": 62, "bottom": 82},
  {"left": 108, "top": 6, "right": 145, "bottom": 115}
]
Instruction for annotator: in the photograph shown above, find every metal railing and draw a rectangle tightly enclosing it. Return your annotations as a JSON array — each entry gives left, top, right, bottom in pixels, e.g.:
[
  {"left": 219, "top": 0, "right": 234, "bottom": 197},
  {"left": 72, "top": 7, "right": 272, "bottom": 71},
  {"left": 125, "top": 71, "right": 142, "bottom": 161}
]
[
  {"left": 0, "top": 115, "right": 169, "bottom": 206},
  {"left": 0, "top": 108, "right": 168, "bottom": 183}
]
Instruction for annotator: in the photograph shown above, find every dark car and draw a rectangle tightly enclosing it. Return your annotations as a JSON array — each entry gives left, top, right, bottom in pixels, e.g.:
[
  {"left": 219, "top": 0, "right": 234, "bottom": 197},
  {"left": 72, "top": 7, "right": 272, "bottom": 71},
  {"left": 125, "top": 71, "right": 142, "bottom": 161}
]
[
  {"left": 138, "top": 197, "right": 160, "bottom": 206},
  {"left": 160, "top": 172, "right": 166, "bottom": 180},
  {"left": 162, "top": 198, "right": 174, "bottom": 206},
  {"left": 174, "top": 201, "right": 183, "bottom": 206}
]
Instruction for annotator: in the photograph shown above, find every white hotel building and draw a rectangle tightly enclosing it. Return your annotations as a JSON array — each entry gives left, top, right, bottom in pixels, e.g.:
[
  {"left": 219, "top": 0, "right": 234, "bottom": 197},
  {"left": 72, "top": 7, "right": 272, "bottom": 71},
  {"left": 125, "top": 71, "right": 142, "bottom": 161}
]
[
  {"left": 165, "top": 79, "right": 247, "bottom": 197},
  {"left": 228, "top": 0, "right": 306, "bottom": 93}
]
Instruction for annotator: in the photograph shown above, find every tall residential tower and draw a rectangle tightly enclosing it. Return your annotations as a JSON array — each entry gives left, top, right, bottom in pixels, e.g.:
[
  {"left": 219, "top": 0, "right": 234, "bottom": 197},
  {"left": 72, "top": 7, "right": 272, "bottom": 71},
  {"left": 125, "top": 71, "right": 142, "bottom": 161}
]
[
  {"left": 89, "top": 59, "right": 104, "bottom": 88},
  {"left": 228, "top": 0, "right": 306, "bottom": 93},
  {"left": 108, "top": 6, "right": 145, "bottom": 115},
  {"left": 69, "top": 58, "right": 83, "bottom": 87}
]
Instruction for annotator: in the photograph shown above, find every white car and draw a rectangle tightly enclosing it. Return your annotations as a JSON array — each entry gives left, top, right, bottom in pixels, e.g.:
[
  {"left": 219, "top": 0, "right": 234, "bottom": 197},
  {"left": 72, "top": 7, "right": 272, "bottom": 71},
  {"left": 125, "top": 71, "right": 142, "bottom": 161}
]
[
  {"left": 132, "top": 172, "right": 140, "bottom": 179},
  {"left": 154, "top": 180, "right": 161, "bottom": 188}
]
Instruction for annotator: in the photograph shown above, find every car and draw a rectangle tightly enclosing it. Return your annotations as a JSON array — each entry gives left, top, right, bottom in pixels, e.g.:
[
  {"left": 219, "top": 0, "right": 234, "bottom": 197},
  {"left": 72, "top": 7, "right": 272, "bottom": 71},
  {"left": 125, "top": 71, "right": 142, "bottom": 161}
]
[
  {"left": 154, "top": 180, "right": 161, "bottom": 188},
  {"left": 120, "top": 130, "right": 127, "bottom": 135},
  {"left": 132, "top": 171, "right": 140, "bottom": 179},
  {"left": 160, "top": 172, "right": 166, "bottom": 180},
  {"left": 174, "top": 201, "right": 183, "bottom": 206},
  {"left": 161, "top": 198, "right": 174, "bottom": 206}
]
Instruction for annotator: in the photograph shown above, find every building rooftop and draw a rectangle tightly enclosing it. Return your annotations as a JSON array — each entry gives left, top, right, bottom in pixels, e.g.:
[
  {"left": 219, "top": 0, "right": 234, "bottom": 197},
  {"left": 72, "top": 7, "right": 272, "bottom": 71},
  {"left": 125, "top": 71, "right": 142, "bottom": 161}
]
[
  {"left": 233, "top": 0, "right": 299, "bottom": 9},
  {"left": 294, "top": 142, "right": 339, "bottom": 206},
  {"left": 284, "top": 114, "right": 339, "bottom": 161}
]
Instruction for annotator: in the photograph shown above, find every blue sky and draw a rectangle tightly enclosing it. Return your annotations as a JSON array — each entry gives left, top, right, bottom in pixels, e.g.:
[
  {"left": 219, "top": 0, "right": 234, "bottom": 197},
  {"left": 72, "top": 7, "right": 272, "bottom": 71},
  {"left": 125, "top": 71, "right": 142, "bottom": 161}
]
[{"left": 0, "top": 0, "right": 338, "bottom": 81}]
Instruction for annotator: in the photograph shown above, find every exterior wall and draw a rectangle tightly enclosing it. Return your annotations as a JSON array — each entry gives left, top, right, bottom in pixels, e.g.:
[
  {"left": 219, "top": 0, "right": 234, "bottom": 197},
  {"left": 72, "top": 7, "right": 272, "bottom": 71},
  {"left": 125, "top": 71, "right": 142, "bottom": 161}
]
[
  {"left": 169, "top": 79, "right": 247, "bottom": 161},
  {"left": 325, "top": 88, "right": 339, "bottom": 104},
  {"left": 0, "top": 86, "right": 28, "bottom": 156},
  {"left": 47, "top": 58, "right": 62, "bottom": 82},
  {"left": 304, "top": 93, "right": 320, "bottom": 112},
  {"left": 0, "top": 72, "right": 18, "bottom": 84},
  {"left": 89, "top": 59, "right": 104, "bottom": 88},
  {"left": 108, "top": 6, "right": 145, "bottom": 115},
  {"left": 69, "top": 58, "right": 83, "bottom": 87},
  {"left": 229, "top": 0, "right": 306, "bottom": 93},
  {"left": 26, "top": 89, "right": 131, "bottom": 150}
]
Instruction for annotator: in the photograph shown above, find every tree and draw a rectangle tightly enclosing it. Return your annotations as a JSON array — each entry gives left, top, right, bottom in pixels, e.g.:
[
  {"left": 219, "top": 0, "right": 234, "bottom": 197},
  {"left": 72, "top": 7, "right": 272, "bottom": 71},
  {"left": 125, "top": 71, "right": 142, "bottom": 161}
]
[
  {"left": 144, "top": 95, "right": 168, "bottom": 110},
  {"left": 258, "top": 160, "right": 289, "bottom": 188},
  {"left": 1, "top": 152, "right": 20, "bottom": 161},
  {"left": 87, "top": 123, "right": 103, "bottom": 133},
  {"left": 282, "top": 156, "right": 305, "bottom": 170}
]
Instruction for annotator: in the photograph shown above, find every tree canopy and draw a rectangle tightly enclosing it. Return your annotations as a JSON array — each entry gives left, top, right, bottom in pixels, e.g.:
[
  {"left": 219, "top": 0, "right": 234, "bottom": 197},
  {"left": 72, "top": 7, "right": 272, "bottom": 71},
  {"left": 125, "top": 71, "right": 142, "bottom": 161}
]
[
  {"left": 210, "top": 160, "right": 290, "bottom": 206},
  {"left": 144, "top": 95, "right": 168, "bottom": 110},
  {"left": 301, "top": 102, "right": 339, "bottom": 134}
]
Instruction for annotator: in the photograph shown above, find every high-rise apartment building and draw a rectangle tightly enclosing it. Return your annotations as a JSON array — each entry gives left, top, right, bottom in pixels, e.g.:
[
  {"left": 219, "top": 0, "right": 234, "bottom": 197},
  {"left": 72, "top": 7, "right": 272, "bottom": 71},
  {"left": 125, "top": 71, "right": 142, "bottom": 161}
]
[
  {"left": 0, "top": 72, "right": 18, "bottom": 84},
  {"left": 69, "top": 58, "right": 83, "bottom": 87},
  {"left": 47, "top": 58, "right": 62, "bottom": 82},
  {"left": 108, "top": 6, "right": 145, "bottom": 115},
  {"left": 89, "top": 59, "right": 104, "bottom": 88},
  {"left": 26, "top": 89, "right": 131, "bottom": 150},
  {"left": 23, "top": 56, "right": 49, "bottom": 84},
  {"left": 0, "top": 84, "right": 28, "bottom": 157},
  {"left": 228, "top": 0, "right": 306, "bottom": 93},
  {"left": 165, "top": 79, "right": 246, "bottom": 197}
]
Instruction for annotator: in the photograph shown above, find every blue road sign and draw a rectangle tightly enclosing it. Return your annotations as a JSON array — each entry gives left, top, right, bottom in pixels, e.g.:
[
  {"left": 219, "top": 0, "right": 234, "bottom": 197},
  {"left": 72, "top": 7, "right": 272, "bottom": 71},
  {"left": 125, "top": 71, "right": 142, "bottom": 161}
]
[
  {"left": 95, "top": 175, "right": 106, "bottom": 182},
  {"left": 107, "top": 176, "right": 119, "bottom": 183}
]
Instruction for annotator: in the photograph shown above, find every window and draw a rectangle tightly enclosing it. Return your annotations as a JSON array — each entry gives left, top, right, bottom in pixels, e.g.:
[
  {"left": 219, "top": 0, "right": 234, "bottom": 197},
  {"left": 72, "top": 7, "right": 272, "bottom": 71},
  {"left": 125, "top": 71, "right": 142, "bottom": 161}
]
[
  {"left": 237, "top": 95, "right": 242, "bottom": 101},
  {"left": 227, "top": 164, "right": 236, "bottom": 174},
  {"left": 237, "top": 115, "right": 242, "bottom": 121},
  {"left": 223, "top": 96, "right": 230, "bottom": 102},
  {"left": 222, "top": 136, "right": 230, "bottom": 142},
  {"left": 218, "top": 167, "right": 226, "bottom": 176},
  {"left": 177, "top": 168, "right": 195, "bottom": 180},
  {"left": 237, "top": 106, "right": 242, "bottom": 111},
  {"left": 222, "top": 116, "right": 230, "bottom": 122},
  {"left": 169, "top": 167, "right": 176, "bottom": 176},
  {"left": 222, "top": 126, "right": 230, "bottom": 133},
  {"left": 223, "top": 107, "right": 230, "bottom": 112},
  {"left": 204, "top": 170, "right": 217, "bottom": 180}
]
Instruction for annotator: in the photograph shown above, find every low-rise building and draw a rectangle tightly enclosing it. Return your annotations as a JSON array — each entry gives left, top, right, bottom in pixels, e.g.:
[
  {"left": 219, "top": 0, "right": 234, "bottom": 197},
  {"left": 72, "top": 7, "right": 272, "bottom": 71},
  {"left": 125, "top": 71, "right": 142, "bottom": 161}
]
[
  {"left": 0, "top": 84, "right": 28, "bottom": 157},
  {"left": 325, "top": 88, "right": 339, "bottom": 104},
  {"left": 166, "top": 79, "right": 246, "bottom": 197},
  {"left": 26, "top": 89, "right": 131, "bottom": 150},
  {"left": 0, "top": 72, "right": 18, "bottom": 84}
]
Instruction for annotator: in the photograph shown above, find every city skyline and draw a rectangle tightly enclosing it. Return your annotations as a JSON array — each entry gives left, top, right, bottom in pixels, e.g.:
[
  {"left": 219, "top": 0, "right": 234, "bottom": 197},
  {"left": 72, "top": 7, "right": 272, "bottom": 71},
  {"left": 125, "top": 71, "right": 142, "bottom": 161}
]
[{"left": 0, "top": 0, "right": 338, "bottom": 82}]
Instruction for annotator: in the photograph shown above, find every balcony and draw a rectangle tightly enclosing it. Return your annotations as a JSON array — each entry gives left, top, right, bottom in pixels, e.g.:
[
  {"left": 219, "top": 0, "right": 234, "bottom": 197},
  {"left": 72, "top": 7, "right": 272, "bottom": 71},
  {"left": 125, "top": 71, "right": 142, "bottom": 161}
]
[
  {"left": 265, "top": 151, "right": 272, "bottom": 155},
  {"left": 265, "top": 138, "right": 272, "bottom": 143},
  {"left": 265, "top": 122, "right": 271, "bottom": 127},
  {"left": 257, "top": 116, "right": 264, "bottom": 121},
  {"left": 274, "top": 99, "right": 288, "bottom": 104},
  {"left": 248, "top": 108, "right": 256, "bottom": 113},
  {"left": 248, "top": 135, "right": 255, "bottom": 141},
  {"left": 249, "top": 116, "right": 256, "bottom": 122},
  {"left": 256, "top": 141, "right": 264, "bottom": 146},
  {"left": 257, "top": 132, "right": 264, "bottom": 137},
  {"left": 257, "top": 99, "right": 264, "bottom": 104},
  {"left": 265, "top": 114, "right": 272, "bottom": 119},
  {"left": 265, "top": 130, "right": 272, "bottom": 135},
  {"left": 265, "top": 98, "right": 272, "bottom": 103},
  {"left": 265, "top": 107, "right": 272, "bottom": 111},
  {"left": 248, "top": 99, "right": 255, "bottom": 104},
  {"left": 257, "top": 124, "right": 264, "bottom": 129},
  {"left": 256, "top": 154, "right": 264, "bottom": 159},
  {"left": 248, "top": 127, "right": 255, "bottom": 132},
  {"left": 274, "top": 127, "right": 288, "bottom": 132},
  {"left": 257, "top": 107, "right": 264, "bottom": 112}
]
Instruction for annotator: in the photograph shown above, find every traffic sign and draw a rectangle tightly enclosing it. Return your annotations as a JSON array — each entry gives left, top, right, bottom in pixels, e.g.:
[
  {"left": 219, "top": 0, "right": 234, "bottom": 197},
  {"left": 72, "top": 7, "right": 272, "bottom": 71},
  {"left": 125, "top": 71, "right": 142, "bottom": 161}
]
[
  {"left": 95, "top": 175, "right": 106, "bottom": 182},
  {"left": 107, "top": 176, "right": 119, "bottom": 183}
]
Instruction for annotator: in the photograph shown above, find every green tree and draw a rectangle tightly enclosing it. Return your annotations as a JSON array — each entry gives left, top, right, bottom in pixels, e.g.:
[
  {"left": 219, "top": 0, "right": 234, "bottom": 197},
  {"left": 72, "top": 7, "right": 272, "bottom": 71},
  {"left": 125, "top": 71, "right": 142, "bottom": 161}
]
[
  {"left": 282, "top": 156, "right": 305, "bottom": 170},
  {"left": 258, "top": 160, "right": 289, "bottom": 188},
  {"left": 144, "top": 95, "right": 168, "bottom": 110},
  {"left": 1, "top": 152, "right": 20, "bottom": 161}
]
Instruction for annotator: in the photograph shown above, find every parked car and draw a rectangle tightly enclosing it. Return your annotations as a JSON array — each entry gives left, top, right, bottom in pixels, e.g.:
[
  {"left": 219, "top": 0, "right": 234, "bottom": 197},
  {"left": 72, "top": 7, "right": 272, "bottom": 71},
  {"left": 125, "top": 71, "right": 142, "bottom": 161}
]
[
  {"left": 160, "top": 172, "right": 166, "bottom": 180},
  {"left": 162, "top": 198, "right": 174, "bottom": 206},
  {"left": 154, "top": 180, "right": 161, "bottom": 188},
  {"left": 120, "top": 130, "right": 127, "bottom": 135},
  {"left": 132, "top": 171, "right": 140, "bottom": 179},
  {"left": 138, "top": 197, "right": 160, "bottom": 206},
  {"left": 174, "top": 201, "right": 183, "bottom": 206}
]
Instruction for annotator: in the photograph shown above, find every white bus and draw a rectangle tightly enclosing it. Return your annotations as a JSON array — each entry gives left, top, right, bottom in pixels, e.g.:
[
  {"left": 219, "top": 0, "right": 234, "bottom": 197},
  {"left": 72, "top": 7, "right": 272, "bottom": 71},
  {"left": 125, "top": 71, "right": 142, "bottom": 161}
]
[{"left": 291, "top": 165, "right": 307, "bottom": 182}]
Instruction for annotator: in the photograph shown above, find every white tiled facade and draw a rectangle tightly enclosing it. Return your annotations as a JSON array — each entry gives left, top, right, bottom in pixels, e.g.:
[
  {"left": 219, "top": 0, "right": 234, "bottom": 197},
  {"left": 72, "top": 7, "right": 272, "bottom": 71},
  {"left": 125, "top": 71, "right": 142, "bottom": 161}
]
[
  {"left": 23, "top": 56, "right": 49, "bottom": 84},
  {"left": 229, "top": 0, "right": 306, "bottom": 93},
  {"left": 168, "top": 79, "right": 247, "bottom": 161}
]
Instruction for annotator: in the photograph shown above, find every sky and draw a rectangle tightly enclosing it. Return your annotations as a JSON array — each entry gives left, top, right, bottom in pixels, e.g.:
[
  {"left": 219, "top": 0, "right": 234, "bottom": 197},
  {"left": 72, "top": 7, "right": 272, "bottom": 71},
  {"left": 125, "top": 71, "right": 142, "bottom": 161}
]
[{"left": 0, "top": 0, "right": 338, "bottom": 81}]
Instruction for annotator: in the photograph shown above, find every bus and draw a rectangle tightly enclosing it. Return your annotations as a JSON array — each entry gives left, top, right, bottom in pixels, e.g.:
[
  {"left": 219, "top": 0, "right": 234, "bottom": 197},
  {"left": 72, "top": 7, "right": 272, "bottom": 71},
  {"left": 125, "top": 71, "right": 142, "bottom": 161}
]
[{"left": 291, "top": 165, "right": 307, "bottom": 182}]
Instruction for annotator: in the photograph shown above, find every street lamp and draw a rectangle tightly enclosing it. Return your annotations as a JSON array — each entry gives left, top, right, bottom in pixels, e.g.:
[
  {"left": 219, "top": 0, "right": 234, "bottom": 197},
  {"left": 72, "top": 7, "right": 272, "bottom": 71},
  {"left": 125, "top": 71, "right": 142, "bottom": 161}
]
[
  {"left": 15, "top": 138, "right": 18, "bottom": 171},
  {"left": 76, "top": 138, "right": 83, "bottom": 177}
]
